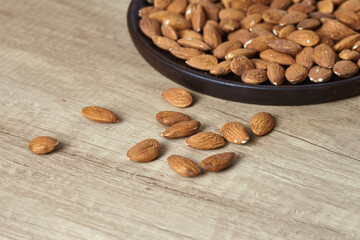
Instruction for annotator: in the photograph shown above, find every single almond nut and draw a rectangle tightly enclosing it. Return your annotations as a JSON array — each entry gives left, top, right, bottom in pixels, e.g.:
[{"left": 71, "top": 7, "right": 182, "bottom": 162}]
[
  {"left": 225, "top": 48, "right": 257, "bottom": 60},
  {"left": 156, "top": 111, "right": 191, "bottom": 126},
  {"left": 162, "top": 88, "right": 193, "bottom": 108},
  {"left": 297, "top": 18, "right": 321, "bottom": 30},
  {"left": 267, "top": 62, "right": 285, "bottom": 85},
  {"left": 161, "top": 23, "right": 178, "bottom": 40},
  {"left": 220, "top": 122, "right": 249, "bottom": 144},
  {"left": 210, "top": 60, "right": 232, "bottom": 75},
  {"left": 81, "top": 106, "right": 118, "bottom": 123},
  {"left": 338, "top": 49, "right": 360, "bottom": 61},
  {"left": 247, "top": 3, "right": 269, "bottom": 15},
  {"left": 154, "top": 0, "right": 172, "bottom": 9},
  {"left": 167, "top": 155, "right": 201, "bottom": 177},
  {"left": 167, "top": 0, "right": 187, "bottom": 14},
  {"left": 213, "top": 41, "right": 243, "bottom": 59},
  {"left": 339, "top": 0, "right": 360, "bottom": 12},
  {"left": 140, "top": 17, "right": 161, "bottom": 38},
  {"left": 251, "top": 25, "right": 274, "bottom": 36},
  {"left": 185, "top": 3, "right": 197, "bottom": 20},
  {"left": 149, "top": 10, "right": 183, "bottom": 23},
  {"left": 270, "top": 0, "right": 292, "bottom": 10},
  {"left": 170, "top": 46, "right": 204, "bottom": 60},
  {"left": 286, "top": 30, "right": 320, "bottom": 47},
  {"left": 219, "top": 18, "right": 241, "bottom": 32},
  {"left": 199, "top": 0, "right": 219, "bottom": 21},
  {"left": 191, "top": 5, "right": 206, "bottom": 32},
  {"left": 267, "top": 39, "right": 302, "bottom": 56},
  {"left": 126, "top": 139, "right": 161, "bottom": 163},
  {"left": 296, "top": 47, "right": 314, "bottom": 69},
  {"left": 262, "top": 9, "right": 287, "bottom": 24},
  {"left": 333, "top": 60, "right": 359, "bottom": 77},
  {"left": 162, "top": 120, "right": 201, "bottom": 138},
  {"left": 308, "top": 66, "right": 333, "bottom": 83},
  {"left": 285, "top": 64, "right": 309, "bottom": 84},
  {"left": 152, "top": 36, "right": 180, "bottom": 50},
  {"left": 219, "top": 8, "right": 245, "bottom": 21},
  {"left": 244, "top": 35, "right": 277, "bottom": 52},
  {"left": 250, "top": 112, "right": 275, "bottom": 136},
  {"left": 334, "top": 9, "right": 360, "bottom": 31},
  {"left": 177, "top": 38, "right": 211, "bottom": 51},
  {"left": 277, "top": 24, "right": 296, "bottom": 39},
  {"left": 279, "top": 11, "right": 308, "bottom": 26},
  {"left": 186, "top": 132, "right": 226, "bottom": 149},
  {"left": 178, "top": 29, "right": 203, "bottom": 40},
  {"left": 312, "top": 43, "right": 336, "bottom": 68},
  {"left": 241, "top": 69, "right": 268, "bottom": 84},
  {"left": 162, "top": 15, "right": 191, "bottom": 30},
  {"left": 186, "top": 54, "right": 218, "bottom": 70},
  {"left": 227, "top": 29, "right": 256, "bottom": 44},
  {"left": 139, "top": 6, "right": 161, "bottom": 18},
  {"left": 317, "top": 1, "right": 334, "bottom": 13},
  {"left": 230, "top": 0, "right": 253, "bottom": 11},
  {"left": 230, "top": 55, "right": 255, "bottom": 76},
  {"left": 29, "top": 136, "right": 58, "bottom": 155},
  {"left": 334, "top": 35, "right": 360, "bottom": 52},
  {"left": 251, "top": 58, "right": 269, "bottom": 69},
  {"left": 260, "top": 49, "right": 296, "bottom": 65},
  {"left": 319, "top": 19, "right": 356, "bottom": 40},
  {"left": 288, "top": 1, "right": 316, "bottom": 13},
  {"left": 200, "top": 152, "right": 236, "bottom": 172},
  {"left": 203, "top": 20, "right": 222, "bottom": 49},
  {"left": 241, "top": 14, "right": 262, "bottom": 30}
]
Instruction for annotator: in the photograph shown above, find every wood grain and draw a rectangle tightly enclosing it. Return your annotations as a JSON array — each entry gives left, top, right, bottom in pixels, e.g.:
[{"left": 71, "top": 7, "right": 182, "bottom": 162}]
[{"left": 0, "top": 0, "right": 359, "bottom": 239}]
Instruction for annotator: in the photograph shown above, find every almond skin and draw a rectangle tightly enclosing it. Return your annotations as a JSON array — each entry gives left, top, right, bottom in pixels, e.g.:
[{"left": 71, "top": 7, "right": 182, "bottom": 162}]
[
  {"left": 161, "top": 23, "right": 178, "bottom": 40},
  {"left": 333, "top": 35, "right": 360, "bottom": 52},
  {"left": 162, "top": 88, "right": 193, "bottom": 108},
  {"left": 162, "top": 120, "right": 201, "bottom": 138},
  {"left": 210, "top": 60, "right": 232, "bottom": 75},
  {"left": 267, "top": 39, "right": 302, "bottom": 56},
  {"left": 81, "top": 106, "right": 118, "bottom": 123},
  {"left": 219, "top": 8, "right": 245, "bottom": 21},
  {"left": 140, "top": 17, "right": 161, "bottom": 38},
  {"left": 262, "top": 9, "right": 287, "bottom": 24},
  {"left": 279, "top": 11, "right": 308, "bottom": 26},
  {"left": 230, "top": 55, "right": 255, "bottom": 76},
  {"left": 126, "top": 139, "right": 161, "bottom": 163},
  {"left": 333, "top": 60, "right": 359, "bottom": 78},
  {"left": 186, "top": 132, "right": 226, "bottom": 149},
  {"left": 213, "top": 41, "right": 243, "bottom": 59},
  {"left": 244, "top": 35, "right": 277, "bottom": 52},
  {"left": 296, "top": 47, "right": 314, "bottom": 69},
  {"left": 225, "top": 48, "right": 257, "bottom": 60},
  {"left": 203, "top": 20, "right": 222, "bottom": 49},
  {"left": 250, "top": 112, "right": 275, "bottom": 136},
  {"left": 167, "top": 155, "right": 201, "bottom": 177},
  {"left": 267, "top": 62, "right": 285, "bottom": 85},
  {"left": 285, "top": 64, "right": 308, "bottom": 84},
  {"left": 260, "top": 49, "right": 295, "bottom": 65},
  {"left": 191, "top": 4, "right": 206, "bottom": 32},
  {"left": 177, "top": 38, "right": 212, "bottom": 51},
  {"left": 167, "top": 0, "right": 187, "bottom": 14},
  {"left": 29, "top": 136, "right": 58, "bottom": 155},
  {"left": 312, "top": 44, "right": 336, "bottom": 68},
  {"left": 170, "top": 46, "right": 204, "bottom": 60},
  {"left": 162, "top": 15, "right": 191, "bottom": 30},
  {"left": 319, "top": 19, "right": 355, "bottom": 41},
  {"left": 139, "top": 6, "right": 161, "bottom": 18},
  {"left": 338, "top": 50, "right": 360, "bottom": 61},
  {"left": 251, "top": 59, "right": 269, "bottom": 69},
  {"left": 221, "top": 122, "right": 249, "bottom": 144},
  {"left": 227, "top": 29, "right": 256, "bottom": 44},
  {"left": 277, "top": 24, "right": 296, "bottom": 39},
  {"left": 308, "top": 66, "right": 333, "bottom": 83},
  {"left": 241, "top": 69, "right": 268, "bottom": 84},
  {"left": 297, "top": 18, "right": 321, "bottom": 30},
  {"left": 155, "top": 111, "right": 191, "bottom": 126},
  {"left": 152, "top": 36, "right": 180, "bottom": 50},
  {"left": 240, "top": 14, "right": 262, "bottom": 30},
  {"left": 186, "top": 54, "right": 218, "bottom": 70},
  {"left": 178, "top": 29, "right": 203, "bottom": 40},
  {"left": 286, "top": 30, "right": 320, "bottom": 47},
  {"left": 200, "top": 152, "right": 236, "bottom": 172}
]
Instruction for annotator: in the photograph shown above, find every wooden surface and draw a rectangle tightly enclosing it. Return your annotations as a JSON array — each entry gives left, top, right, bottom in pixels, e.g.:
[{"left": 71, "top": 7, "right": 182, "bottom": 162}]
[{"left": 0, "top": 0, "right": 359, "bottom": 239}]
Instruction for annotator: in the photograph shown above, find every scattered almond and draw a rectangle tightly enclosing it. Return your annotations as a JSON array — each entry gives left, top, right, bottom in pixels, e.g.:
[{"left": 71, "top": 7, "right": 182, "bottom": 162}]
[
  {"left": 162, "top": 88, "right": 193, "bottom": 108},
  {"left": 200, "top": 152, "right": 236, "bottom": 172},
  {"left": 81, "top": 106, "right": 118, "bottom": 123},
  {"left": 186, "top": 132, "right": 226, "bottom": 149},
  {"left": 167, "top": 155, "right": 201, "bottom": 177},
  {"left": 162, "top": 120, "right": 201, "bottom": 138},
  {"left": 250, "top": 112, "right": 275, "bottom": 136},
  {"left": 156, "top": 111, "right": 191, "bottom": 126},
  {"left": 126, "top": 139, "right": 161, "bottom": 163},
  {"left": 29, "top": 136, "right": 58, "bottom": 155},
  {"left": 221, "top": 122, "right": 249, "bottom": 144}
]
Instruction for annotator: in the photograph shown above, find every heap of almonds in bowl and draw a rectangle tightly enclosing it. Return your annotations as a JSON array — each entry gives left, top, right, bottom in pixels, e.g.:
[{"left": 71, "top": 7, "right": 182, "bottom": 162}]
[{"left": 138, "top": 0, "right": 360, "bottom": 85}]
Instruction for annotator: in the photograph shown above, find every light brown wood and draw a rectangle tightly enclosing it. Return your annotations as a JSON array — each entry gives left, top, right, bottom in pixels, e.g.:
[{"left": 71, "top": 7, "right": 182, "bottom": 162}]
[{"left": 0, "top": 1, "right": 360, "bottom": 239}]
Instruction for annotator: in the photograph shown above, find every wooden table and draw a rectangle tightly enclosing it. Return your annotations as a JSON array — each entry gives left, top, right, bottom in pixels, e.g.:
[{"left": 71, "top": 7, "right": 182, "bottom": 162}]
[{"left": 0, "top": 0, "right": 359, "bottom": 239}]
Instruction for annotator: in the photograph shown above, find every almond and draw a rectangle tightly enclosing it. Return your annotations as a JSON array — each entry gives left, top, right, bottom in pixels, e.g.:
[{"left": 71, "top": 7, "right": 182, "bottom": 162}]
[
  {"left": 240, "top": 14, "right": 262, "bottom": 30},
  {"left": 251, "top": 58, "right": 269, "bottom": 69},
  {"left": 333, "top": 60, "right": 359, "bottom": 77},
  {"left": 285, "top": 63, "right": 308, "bottom": 84},
  {"left": 210, "top": 60, "right": 232, "bottom": 75},
  {"left": 185, "top": 3, "right": 197, "bottom": 20},
  {"left": 200, "top": 152, "right": 236, "bottom": 172},
  {"left": 244, "top": 35, "right": 277, "bottom": 52},
  {"left": 192, "top": 5, "right": 206, "bottom": 32},
  {"left": 339, "top": 0, "right": 360, "bottom": 12},
  {"left": 270, "top": 0, "right": 292, "bottom": 10},
  {"left": 139, "top": 6, "right": 161, "bottom": 18},
  {"left": 161, "top": 23, "right": 178, "bottom": 40},
  {"left": 162, "top": 88, "right": 193, "bottom": 108},
  {"left": 241, "top": 69, "right": 268, "bottom": 84},
  {"left": 277, "top": 24, "right": 296, "bottom": 38},
  {"left": 250, "top": 112, "right": 275, "bottom": 136},
  {"left": 228, "top": 29, "right": 256, "bottom": 44},
  {"left": 186, "top": 132, "right": 226, "bottom": 149},
  {"left": 186, "top": 54, "right": 218, "bottom": 70},
  {"left": 230, "top": 55, "right": 255, "bottom": 76},
  {"left": 317, "top": 1, "right": 334, "bottom": 13},
  {"left": 126, "top": 139, "right": 161, "bottom": 163},
  {"left": 319, "top": 19, "right": 355, "bottom": 40},
  {"left": 81, "top": 106, "right": 118, "bottom": 123},
  {"left": 312, "top": 43, "right": 336, "bottom": 68},
  {"left": 177, "top": 38, "right": 211, "bottom": 51},
  {"left": 170, "top": 46, "right": 204, "bottom": 60},
  {"left": 167, "top": 0, "right": 187, "bottom": 14},
  {"left": 308, "top": 66, "right": 333, "bottom": 83},
  {"left": 334, "top": 9, "right": 360, "bottom": 31},
  {"left": 320, "top": 36, "right": 334, "bottom": 47},
  {"left": 199, "top": 0, "right": 219, "bottom": 21},
  {"left": 156, "top": 111, "right": 191, "bottom": 126},
  {"left": 260, "top": 49, "right": 296, "bottom": 65},
  {"left": 251, "top": 25, "right": 274, "bottom": 36},
  {"left": 213, "top": 41, "right": 243, "bottom": 59},
  {"left": 262, "top": 9, "right": 287, "bottom": 24},
  {"left": 230, "top": 0, "right": 253, "bottom": 11},
  {"left": 225, "top": 48, "right": 257, "bottom": 60},
  {"left": 162, "top": 120, "right": 201, "bottom": 138},
  {"left": 149, "top": 10, "right": 182, "bottom": 22},
  {"left": 279, "top": 11, "right": 308, "bottom": 26},
  {"left": 203, "top": 20, "right": 222, "bottom": 49},
  {"left": 267, "top": 62, "right": 285, "bottom": 85},
  {"left": 162, "top": 15, "right": 191, "bottom": 30},
  {"left": 297, "top": 18, "right": 321, "bottom": 30},
  {"left": 140, "top": 17, "right": 161, "bottom": 38},
  {"left": 152, "top": 36, "right": 180, "bottom": 50},
  {"left": 333, "top": 35, "right": 360, "bottom": 52},
  {"left": 247, "top": 3, "right": 269, "bottom": 15},
  {"left": 154, "top": 0, "right": 172, "bottom": 9},
  {"left": 288, "top": 2, "right": 316, "bottom": 13},
  {"left": 308, "top": 11, "right": 334, "bottom": 19},
  {"left": 296, "top": 47, "right": 314, "bottom": 69},
  {"left": 220, "top": 122, "right": 249, "bottom": 144},
  {"left": 178, "top": 29, "right": 203, "bottom": 40},
  {"left": 219, "top": 18, "right": 241, "bottom": 32},
  {"left": 29, "top": 136, "right": 58, "bottom": 155},
  {"left": 219, "top": 8, "right": 245, "bottom": 21},
  {"left": 167, "top": 155, "right": 201, "bottom": 177},
  {"left": 286, "top": 30, "right": 320, "bottom": 47},
  {"left": 338, "top": 49, "right": 360, "bottom": 61},
  {"left": 267, "top": 39, "right": 302, "bottom": 56}
]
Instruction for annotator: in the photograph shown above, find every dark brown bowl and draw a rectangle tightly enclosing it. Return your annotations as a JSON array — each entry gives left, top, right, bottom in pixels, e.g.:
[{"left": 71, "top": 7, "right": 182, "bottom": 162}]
[{"left": 127, "top": 0, "right": 360, "bottom": 105}]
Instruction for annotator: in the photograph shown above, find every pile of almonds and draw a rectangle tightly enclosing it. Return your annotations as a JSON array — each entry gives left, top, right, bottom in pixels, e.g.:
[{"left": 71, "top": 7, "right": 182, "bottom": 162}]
[
  {"left": 28, "top": 87, "right": 275, "bottom": 178},
  {"left": 139, "top": 0, "right": 360, "bottom": 85}
]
